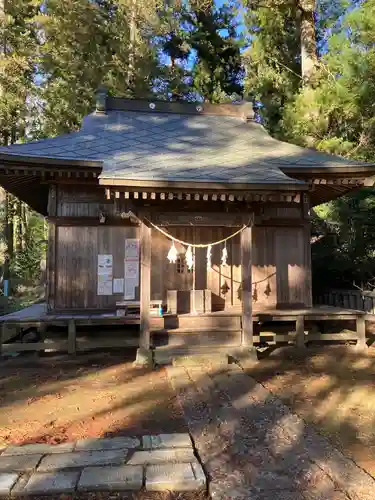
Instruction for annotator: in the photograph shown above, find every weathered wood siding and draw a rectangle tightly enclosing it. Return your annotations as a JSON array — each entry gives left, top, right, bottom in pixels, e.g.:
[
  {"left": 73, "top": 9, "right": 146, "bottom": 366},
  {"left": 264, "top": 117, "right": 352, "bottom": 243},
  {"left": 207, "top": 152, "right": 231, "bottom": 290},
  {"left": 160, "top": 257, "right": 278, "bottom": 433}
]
[
  {"left": 54, "top": 225, "right": 139, "bottom": 310},
  {"left": 49, "top": 186, "right": 311, "bottom": 311},
  {"left": 252, "top": 226, "right": 312, "bottom": 309},
  {"left": 56, "top": 185, "right": 114, "bottom": 217},
  {"left": 151, "top": 225, "right": 311, "bottom": 311}
]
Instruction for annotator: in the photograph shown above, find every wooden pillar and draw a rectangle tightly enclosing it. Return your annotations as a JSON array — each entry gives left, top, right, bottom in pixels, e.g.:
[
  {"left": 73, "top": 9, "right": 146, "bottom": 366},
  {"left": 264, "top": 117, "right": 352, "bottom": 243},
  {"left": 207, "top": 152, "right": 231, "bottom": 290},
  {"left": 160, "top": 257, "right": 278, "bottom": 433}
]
[
  {"left": 241, "top": 225, "right": 253, "bottom": 347},
  {"left": 139, "top": 222, "right": 151, "bottom": 350},
  {"left": 68, "top": 319, "right": 76, "bottom": 355},
  {"left": 356, "top": 315, "right": 367, "bottom": 350},
  {"left": 295, "top": 315, "right": 306, "bottom": 349}
]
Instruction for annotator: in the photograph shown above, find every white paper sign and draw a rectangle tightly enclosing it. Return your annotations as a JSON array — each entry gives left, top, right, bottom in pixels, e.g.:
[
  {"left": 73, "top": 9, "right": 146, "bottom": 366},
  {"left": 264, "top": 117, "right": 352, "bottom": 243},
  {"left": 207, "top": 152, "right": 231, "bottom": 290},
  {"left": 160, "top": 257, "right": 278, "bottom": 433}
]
[
  {"left": 97, "top": 254, "right": 113, "bottom": 295},
  {"left": 125, "top": 239, "right": 140, "bottom": 260},
  {"left": 97, "top": 275, "right": 113, "bottom": 296},
  {"left": 125, "top": 261, "right": 139, "bottom": 283},
  {"left": 113, "top": 278, "right": 124, "bottom": 294},
  {"left": 124, "top": 279, "right": 137, "bottom": 300},
  {"left": 98, "top": 254, "right": 113, "bottom": 275}
]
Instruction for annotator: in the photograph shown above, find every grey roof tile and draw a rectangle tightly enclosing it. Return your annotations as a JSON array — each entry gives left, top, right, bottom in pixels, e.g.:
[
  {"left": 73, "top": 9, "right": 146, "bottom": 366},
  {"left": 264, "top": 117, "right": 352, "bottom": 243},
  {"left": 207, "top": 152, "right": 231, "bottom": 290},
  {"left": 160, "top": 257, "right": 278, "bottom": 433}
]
[{"left": 0, "top": 109, "right": 372, "bottom": 185}]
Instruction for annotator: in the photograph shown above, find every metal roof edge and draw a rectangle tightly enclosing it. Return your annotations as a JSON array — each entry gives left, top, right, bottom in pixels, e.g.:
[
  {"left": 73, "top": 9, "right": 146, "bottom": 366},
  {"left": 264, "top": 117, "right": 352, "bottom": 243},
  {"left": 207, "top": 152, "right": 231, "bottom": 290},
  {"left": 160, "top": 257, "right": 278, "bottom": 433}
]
[{"left": 0, "top": 153, "right": 103, "bottom": 169}]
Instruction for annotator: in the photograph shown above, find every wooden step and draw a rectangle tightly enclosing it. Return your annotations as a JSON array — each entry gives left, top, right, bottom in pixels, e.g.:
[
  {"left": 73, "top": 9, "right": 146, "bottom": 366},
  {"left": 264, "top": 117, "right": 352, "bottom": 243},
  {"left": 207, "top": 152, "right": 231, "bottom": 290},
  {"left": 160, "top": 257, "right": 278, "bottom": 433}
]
[
  {"left": 151, "top": 314, "right": 242, "bottom": 331},
  {"left": 151, "top": 329, "right": 241, "bottom": 348}
]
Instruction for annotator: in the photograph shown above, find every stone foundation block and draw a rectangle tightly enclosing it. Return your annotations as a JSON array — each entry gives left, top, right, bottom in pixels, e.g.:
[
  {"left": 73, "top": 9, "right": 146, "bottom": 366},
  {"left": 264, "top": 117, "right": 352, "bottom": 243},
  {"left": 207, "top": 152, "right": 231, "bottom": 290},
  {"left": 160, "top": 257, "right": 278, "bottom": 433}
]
[
  {"left": 22, "top": 471, "right": 79, "bottom": 495},
  {"left": 37, "top": 450, "right": 127, "bottom": 472},
  {"left": 146, "top": 462, "right": 206, "bottom": 491},
  {"left": 78, "top": 465, "right": 143, "bottom": 491},
  {"left": 134, "top": 348, "right": 154, "bottom": 368},
  {"left": 75, "top": 437, "right": 140, "bottom": 452},
  {"left": 2, "top": 443, "right": 74, "bottom": 456},
  {"left": 148, "top": 434, "right": 192, "bottom": 449},
  {"left": 0, "top": 472, "right": 19, "bottom": 495},
  {"left": 127, "top": 448, "right": 195, "bottom": 465},
  {"left": 0, "top": 454, "right": 43, "bottom": 473}
]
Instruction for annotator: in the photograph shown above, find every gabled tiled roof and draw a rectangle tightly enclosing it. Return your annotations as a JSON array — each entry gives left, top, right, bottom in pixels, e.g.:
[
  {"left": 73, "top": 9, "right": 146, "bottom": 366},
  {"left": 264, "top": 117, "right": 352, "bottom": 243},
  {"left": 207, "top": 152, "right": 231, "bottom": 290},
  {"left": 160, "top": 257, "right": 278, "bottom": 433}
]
[{"left": 0, "top": 99, "right": 372, "bottom": 187}]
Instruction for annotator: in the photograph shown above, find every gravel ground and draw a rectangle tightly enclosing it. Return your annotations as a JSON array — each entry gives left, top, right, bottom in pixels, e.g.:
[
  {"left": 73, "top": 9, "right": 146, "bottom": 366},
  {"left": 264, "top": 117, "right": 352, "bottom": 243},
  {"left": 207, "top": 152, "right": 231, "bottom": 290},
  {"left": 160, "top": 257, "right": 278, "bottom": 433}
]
[
  {"left": 0, "top": 352, "right": 186, "bottom": 446},
  {"left": 246, "top": 345, "right": 375, "bottom": 477}
]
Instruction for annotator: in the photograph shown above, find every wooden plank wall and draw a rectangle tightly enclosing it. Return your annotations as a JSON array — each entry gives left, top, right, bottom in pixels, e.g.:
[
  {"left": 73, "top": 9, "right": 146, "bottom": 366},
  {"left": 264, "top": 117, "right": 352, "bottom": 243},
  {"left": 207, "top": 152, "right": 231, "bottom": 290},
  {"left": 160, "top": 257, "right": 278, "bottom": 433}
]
[
  {"left": 55, "top": 225, "right": 139, "bottom": 310},
  {"left": 57, "top": 185, "right": 114, "bottom": 217},
  {"left": 150, "top": 224, "right": 311, "bottom": 311}
]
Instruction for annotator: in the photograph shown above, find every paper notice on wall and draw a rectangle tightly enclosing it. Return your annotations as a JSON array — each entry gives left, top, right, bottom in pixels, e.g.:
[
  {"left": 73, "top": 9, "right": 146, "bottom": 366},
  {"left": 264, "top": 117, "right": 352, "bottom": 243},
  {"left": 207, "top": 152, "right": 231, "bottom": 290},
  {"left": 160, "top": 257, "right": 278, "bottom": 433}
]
[
  {"left": 97, "top": 274, "right": 113, "bottom": 296},
  {"left": 97, "top": 254, "right": 113, "bottom": 296},
  {"left": 113, "top": 278, "right": 124, "bottom": 294},
  {"left": 124, "top": 279, "right": 137, "bottom": 300},
  {"left": 125, "top": 239, "right": 140, "bottom": 261},
  {"left": 98, "top": 255, "right": 113, "bottom": 275},
  {"left": 125, "top": 261, "right": 139, "bottom": 281}
]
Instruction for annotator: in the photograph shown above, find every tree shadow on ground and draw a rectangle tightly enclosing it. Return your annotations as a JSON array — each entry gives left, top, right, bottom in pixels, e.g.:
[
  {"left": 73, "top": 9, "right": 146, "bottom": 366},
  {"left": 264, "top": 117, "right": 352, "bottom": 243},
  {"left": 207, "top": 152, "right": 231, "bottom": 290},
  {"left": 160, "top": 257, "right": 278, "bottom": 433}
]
[{"left": 2, "top": 346, "right": 375, "bottom": 499}]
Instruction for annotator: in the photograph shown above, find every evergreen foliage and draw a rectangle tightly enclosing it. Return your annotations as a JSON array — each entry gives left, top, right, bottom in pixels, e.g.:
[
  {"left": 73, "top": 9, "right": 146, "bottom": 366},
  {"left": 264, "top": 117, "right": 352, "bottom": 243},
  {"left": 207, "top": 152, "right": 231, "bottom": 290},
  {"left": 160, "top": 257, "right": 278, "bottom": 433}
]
[{"left": 0, "top": 0, "right": 375, "bottom": 299}]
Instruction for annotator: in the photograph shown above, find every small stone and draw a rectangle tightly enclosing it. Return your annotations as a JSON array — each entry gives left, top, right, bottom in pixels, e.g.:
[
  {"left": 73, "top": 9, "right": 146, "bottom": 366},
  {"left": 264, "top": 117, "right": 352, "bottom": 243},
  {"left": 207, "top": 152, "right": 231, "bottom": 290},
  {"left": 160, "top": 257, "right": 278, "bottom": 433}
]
[
  {"left": 146, "top": 462, "right": 206, "bottom": 491},
  {"left": 2, "top": 443, "right": 74, "bottom": 456},
  {"left": 150, "top": 434, "right": 192, "bottom": 449},
  {"left": 78, "top": 465, "right": 143, "bottom": 491},
  {"left": 126, "top": 448, "right": 195, "bottom": 465},
  {"left": 0, "top": 472, "right": 19, "bottom": 495},
  {"left": 23, "top": 471, "right": 79, "bottom": 494},
  {"left": 0, "top": 454, "right": 43, "bottom": 472},
  {"left": 75, "top": 437, "right": 139, "bottom": 452},
  {"left": 37, "top": 450, "right": 127, "bottom": 472}
]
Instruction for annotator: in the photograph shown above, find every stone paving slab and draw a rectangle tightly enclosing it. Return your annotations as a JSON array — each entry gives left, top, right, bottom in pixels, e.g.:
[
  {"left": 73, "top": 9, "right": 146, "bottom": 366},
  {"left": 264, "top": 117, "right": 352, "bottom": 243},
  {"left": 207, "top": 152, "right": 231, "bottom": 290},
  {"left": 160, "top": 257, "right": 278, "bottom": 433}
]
[
  {"left": 37, "top": 450, "right": 127, "bottom": 472},
  {"left": 78, "top": 465, "right": 143, "bottom": 491},
  {"left": 75, "top": 437, "right": 140, "bottom": 452},
  {"left": 1, "top": 443, "right": 74, "bottom": 457},
  {"left": 0, "top": 472, "right": 19, "bottom": 495},
  {"left": 0, "top": 454, "right": 43, "bottom": 473},
  {"left": 167, "top": 365, "right": 375, "bottom": 500},
  {"left": 143, "top": 433, "right": 192, "bottom": 450},
  {"left": 22, "top": 471, "right": 80, "bottom": 495},
  {"left": 127, "top": 448, "right": 195, "bottom": 465},
  {"left": 146, "top": 462, "right": 206, "bottom": 491}
]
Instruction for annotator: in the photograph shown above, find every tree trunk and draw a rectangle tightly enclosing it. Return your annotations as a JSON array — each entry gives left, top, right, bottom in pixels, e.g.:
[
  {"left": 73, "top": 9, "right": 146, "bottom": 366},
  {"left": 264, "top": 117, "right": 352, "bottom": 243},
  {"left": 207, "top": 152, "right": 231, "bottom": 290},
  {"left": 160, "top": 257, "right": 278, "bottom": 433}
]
[{"left": 298, "top": 0, "right": 317, "bottom": 82}]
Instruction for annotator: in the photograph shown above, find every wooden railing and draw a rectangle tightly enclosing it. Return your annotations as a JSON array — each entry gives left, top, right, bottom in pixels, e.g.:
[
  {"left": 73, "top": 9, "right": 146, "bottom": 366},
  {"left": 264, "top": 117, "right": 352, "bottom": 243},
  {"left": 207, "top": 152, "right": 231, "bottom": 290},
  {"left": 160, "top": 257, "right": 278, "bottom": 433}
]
[{"left": 314, "top": 290, "right": 375, "bottom": 313}]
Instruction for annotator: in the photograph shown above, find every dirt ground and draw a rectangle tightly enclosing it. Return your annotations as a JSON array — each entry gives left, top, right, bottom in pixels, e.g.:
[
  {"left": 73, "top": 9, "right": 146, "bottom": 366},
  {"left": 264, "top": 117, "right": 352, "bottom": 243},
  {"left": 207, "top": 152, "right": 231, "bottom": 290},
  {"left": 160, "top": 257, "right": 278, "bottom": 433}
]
[
  {"left": 0, "top": 350, "right": 187, "bottom": 447},
  {"left": 246, "top": 345, "right": 375, "bottom": 477}
]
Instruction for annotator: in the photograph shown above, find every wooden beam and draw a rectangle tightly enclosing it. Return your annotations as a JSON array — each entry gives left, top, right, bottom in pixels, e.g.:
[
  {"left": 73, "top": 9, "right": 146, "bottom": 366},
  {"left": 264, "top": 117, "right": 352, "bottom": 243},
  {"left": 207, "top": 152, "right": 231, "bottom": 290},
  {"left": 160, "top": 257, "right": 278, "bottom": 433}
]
[
  {"left": 241, "top": 224, "right": 253, "bottom": 347},
  {"left": 140, "top": 222, "right": 152, "bottom": 349}
]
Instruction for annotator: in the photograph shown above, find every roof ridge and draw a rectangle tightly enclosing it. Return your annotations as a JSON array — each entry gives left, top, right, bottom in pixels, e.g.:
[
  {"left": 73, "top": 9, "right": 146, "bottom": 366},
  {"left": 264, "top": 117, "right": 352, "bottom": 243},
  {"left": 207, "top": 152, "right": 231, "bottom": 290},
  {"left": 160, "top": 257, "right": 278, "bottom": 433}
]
[{"left": 96, "top": 93, "right": 254, "bottom": 121}]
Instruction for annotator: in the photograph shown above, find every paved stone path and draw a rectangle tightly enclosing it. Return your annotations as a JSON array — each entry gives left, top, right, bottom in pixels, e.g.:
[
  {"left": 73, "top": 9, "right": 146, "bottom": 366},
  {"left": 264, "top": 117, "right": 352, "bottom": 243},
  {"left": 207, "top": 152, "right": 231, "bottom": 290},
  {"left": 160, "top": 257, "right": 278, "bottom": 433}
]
[
  {"left": 0, "top": 434, "right": 206, "bottom": 496},
  {"left": 167, "top": 364, "right": 375, "bottom": 500}
]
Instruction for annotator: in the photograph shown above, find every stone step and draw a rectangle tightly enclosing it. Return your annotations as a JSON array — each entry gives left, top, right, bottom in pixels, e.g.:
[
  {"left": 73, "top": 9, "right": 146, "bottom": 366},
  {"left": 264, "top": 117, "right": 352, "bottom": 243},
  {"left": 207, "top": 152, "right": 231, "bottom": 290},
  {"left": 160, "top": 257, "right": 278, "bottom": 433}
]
[{"left": 154, "top": 346, "right": 236, "bottom": 366}]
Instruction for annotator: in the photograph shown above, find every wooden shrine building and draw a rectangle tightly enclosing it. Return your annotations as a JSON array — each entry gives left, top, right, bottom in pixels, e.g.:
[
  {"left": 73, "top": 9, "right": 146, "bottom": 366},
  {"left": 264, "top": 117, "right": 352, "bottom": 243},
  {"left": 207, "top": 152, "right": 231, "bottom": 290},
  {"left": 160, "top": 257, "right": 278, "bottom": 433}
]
[{"left": 0, "top": 91, "right": 375, "bottom": 361}]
